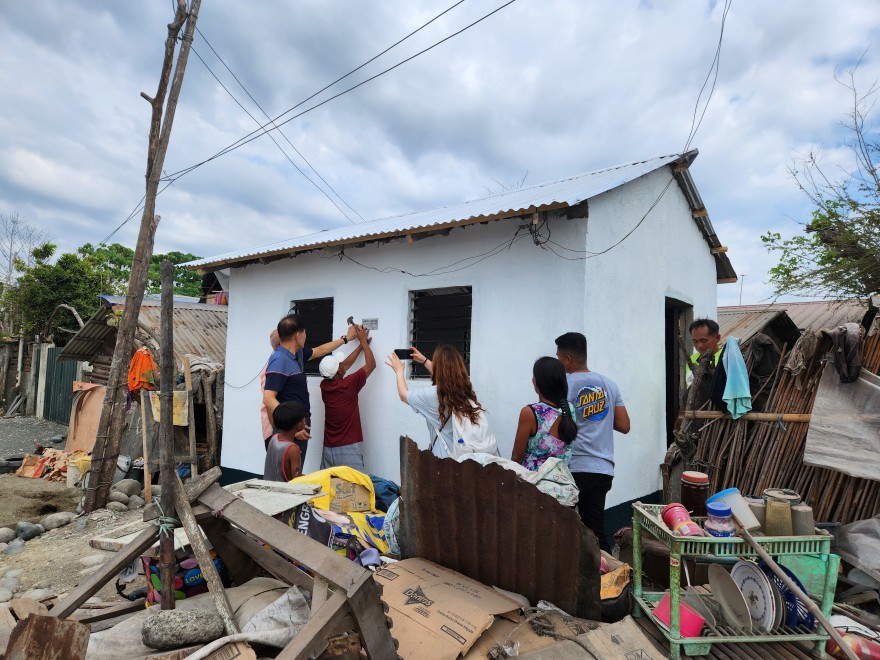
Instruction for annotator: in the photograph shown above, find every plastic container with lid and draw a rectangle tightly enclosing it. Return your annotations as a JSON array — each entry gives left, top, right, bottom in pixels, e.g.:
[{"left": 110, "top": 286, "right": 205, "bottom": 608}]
[
  {"left": 704, "top": 501, "right": 737, "bottom": 553},
  {"left": 661, "top": 503, "right": 706, "bottom": 537},
  {"left": 706, "top": 487, "right": 761, "bottom": 530},
  {"left": 681, "top": 471, "right": 710, "bottom": 517}
]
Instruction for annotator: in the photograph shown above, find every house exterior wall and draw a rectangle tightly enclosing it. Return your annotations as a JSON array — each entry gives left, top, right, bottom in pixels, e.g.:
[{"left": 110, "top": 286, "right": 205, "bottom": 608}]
[
  {"left": 580, "top": 168, "right": 717, "bottom": 506},
  {"left": 221, "top": 166, "right": 718, "bottom": 508}
]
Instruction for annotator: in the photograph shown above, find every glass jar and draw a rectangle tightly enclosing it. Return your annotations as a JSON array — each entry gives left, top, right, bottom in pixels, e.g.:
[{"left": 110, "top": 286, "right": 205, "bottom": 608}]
[
  {"left": 681, "top": 471, "right": 710, "bottom": 517},
  {"left": 704, "top": 502, "right": 736, "bottom": 552}
]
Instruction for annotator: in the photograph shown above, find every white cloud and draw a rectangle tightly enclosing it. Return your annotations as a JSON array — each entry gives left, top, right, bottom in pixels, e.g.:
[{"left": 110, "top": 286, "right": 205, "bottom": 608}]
[{"left": 0, "top": 0, "right": 878, "bottom": 304}]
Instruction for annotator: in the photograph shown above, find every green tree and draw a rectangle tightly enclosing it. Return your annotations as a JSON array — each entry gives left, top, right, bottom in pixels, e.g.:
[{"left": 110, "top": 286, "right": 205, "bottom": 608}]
[
  {"left": 3, "top": 242, "right": 203, "bottom": 343},
  {"left": 762, "top": 73, "right": 880, "bottom": 299},
  {"left": 4, "top": 243, "right": 103, "bottom": 341}
]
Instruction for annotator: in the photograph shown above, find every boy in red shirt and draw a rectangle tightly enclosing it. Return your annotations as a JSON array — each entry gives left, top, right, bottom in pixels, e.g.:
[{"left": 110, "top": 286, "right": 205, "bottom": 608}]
[
  {"left": 318, "top": 325, "right": 375, "bottom": 469},
  {"left": 263, "top": 402, "right": 307, "bottom": 482}
]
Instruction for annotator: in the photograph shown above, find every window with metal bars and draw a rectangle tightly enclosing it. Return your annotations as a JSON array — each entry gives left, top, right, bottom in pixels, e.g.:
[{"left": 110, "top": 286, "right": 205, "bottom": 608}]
[
  {"left": 289, "top": 297, "right": 334, "bottom": 376},
  {"left": 410, "top": 286, "right": 472, "bottom": 378}
]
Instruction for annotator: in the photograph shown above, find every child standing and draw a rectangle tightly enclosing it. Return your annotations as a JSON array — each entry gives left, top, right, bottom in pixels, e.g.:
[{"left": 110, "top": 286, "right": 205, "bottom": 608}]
[{"left": 263, "top": 401, "right": 308, "bottom": 482}]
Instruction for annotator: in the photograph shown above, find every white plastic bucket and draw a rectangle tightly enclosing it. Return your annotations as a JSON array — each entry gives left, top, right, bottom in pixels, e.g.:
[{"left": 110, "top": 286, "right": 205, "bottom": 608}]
[{"left": 706, "top": 487, "right": 761, "bottom": 531}]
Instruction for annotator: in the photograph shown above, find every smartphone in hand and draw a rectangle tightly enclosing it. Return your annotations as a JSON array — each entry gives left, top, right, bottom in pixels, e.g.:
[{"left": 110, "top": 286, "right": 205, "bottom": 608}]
[{"left": 394, "top": 348, "right": 412, "bottom": 360}]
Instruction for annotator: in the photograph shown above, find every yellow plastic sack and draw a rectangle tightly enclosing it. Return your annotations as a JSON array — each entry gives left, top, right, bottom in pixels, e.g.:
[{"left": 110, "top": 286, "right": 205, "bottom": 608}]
[{"left": 290, "top": 466, "right": 376, "bottom": 512}]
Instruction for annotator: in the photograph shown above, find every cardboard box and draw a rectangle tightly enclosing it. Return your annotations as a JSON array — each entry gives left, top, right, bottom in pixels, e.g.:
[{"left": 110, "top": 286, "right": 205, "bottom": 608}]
[
  {"left": 375, "top": 558, "right": 521, "bottom": 659},
  {"left": 329, "top": 477, "right": 371, "bottom": 512}
]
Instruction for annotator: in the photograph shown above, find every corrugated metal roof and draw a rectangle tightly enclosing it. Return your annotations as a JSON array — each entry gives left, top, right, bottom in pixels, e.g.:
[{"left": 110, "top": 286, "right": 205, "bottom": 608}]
[
  {"left": 58, "top": 296, "right": 227, "bottom": 365},
  {"left": 186, "top": 151, "right": 735, "bottom": 282},
  {"left": 717, "top": 309, "right": 801, "bottom": 347},
  {"left": 720, "top": 300, "right": 873, "bottom": 334},
  {"left": 398, "top": 437, "right": 601, "bottom": 620}
]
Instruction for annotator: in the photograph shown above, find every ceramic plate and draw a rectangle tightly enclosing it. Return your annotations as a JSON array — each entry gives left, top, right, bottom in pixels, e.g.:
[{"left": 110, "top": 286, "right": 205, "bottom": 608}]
[
  {"left": 731, "top": 560, "right": 775, "bottom": 632},
  {"left": 709, "top": 564, "right": 752, "bottom": 632},
  {"left": 768, "top": 576, "right": 784, "bottom": 631}
]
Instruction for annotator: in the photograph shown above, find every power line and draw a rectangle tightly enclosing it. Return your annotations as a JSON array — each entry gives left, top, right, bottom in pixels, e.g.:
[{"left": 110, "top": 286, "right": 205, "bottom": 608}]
[
  {"left": 190, "top": 43, "right": 360, "bottom": 224},
  {"left": 101, "top": 0, "right": 475, "bottom": 241},
  {"left": 161, "top": 0, "right": 517, "bottom": 182},
  {"left": 683, "top": 0, "right": 732, "bottom": 152}
]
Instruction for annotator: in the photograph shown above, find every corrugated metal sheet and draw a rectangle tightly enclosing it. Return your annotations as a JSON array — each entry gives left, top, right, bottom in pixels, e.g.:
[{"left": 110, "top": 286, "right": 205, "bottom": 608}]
[
  {"left": 42, "top": 346, "right": 80, "bottom": 424},
  {"left": 720, "top": 300, "right": 873, "bottom": 334},
  {"left": 58, "top": 296, "right": 227, "bottom": 366},
  {"left": 717, "top": 309, "right": 801, "bottom": 347},
  {"left": 186, "top": 151, "right": 735, "bottom": 282},
  {"left": 398, "top": 436, "right": 601, "bottom": 620}
]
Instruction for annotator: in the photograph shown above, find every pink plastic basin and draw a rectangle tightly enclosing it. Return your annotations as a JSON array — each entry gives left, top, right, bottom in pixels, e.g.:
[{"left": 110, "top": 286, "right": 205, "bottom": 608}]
[{"left": 653, "top": 591, "right": 706, "bottom": 638}]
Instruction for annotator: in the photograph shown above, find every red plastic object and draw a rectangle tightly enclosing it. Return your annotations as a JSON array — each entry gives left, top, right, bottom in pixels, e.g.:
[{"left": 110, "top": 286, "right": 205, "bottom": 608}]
[
  {"left": 662, "top": 503, "right": 705, "bottom": 537},
  {"left": 653, "top": 591, "right": 706, "bottom": 638}
]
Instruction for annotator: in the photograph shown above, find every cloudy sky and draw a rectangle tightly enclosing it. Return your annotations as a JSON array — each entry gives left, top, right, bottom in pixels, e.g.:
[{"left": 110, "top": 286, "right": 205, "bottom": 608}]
[{"left": 1, "top": 1, "right": 878, "bottom": 305}]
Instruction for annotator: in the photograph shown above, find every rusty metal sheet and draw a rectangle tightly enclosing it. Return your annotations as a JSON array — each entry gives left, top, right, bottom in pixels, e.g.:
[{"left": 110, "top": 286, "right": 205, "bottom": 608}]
[
  {"left": 58, "top": 296, "right": 227, "bottom": 366},
  {"left": 398, "top": 436, "right": 600, "bottom": 620},
  {"left": 717, "top": 309, "right": 800, "bottom": 348},
  {"left": 720, "top": 300, "right": 875, "bottom": 335}
]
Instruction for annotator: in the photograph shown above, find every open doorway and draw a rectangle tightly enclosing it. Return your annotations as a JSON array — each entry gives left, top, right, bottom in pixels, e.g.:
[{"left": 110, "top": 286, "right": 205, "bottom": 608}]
[{"left": 665, "top": 298, "right": 693, "bottom": 446}]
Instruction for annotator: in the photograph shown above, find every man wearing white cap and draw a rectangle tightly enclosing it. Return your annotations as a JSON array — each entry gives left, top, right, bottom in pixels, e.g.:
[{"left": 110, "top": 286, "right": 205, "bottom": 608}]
[{"left": 318, "top": 324, "right": 375, "bottom": 470}]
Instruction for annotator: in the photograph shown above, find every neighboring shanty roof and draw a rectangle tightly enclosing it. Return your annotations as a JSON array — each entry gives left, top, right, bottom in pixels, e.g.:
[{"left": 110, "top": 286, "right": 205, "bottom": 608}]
[
  {"left": 720, "top": 299, "right": 876, "bottom": 334},
  {"left": 58, "top": 295, "right": 227, "bottom": 365},
  {"left": 717, "top": 308, "right": 801, "bottom": 348},
  {"left": 186, "top": 150, "right": 736, "bottom": 282}
]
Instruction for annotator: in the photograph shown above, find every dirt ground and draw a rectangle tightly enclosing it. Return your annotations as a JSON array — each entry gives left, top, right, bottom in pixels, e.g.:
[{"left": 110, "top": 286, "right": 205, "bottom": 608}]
[{"left": 0, "top": 417, "right": 159, "bottom": 606}]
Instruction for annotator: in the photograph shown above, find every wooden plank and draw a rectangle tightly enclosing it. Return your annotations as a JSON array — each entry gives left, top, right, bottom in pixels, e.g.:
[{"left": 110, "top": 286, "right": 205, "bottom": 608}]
[
  {"left": 311, "top": 577, "right": 329, "bottom": 615},
  {"left": 173, "top": 472, "right": 237, "bottom": 635},
  {"left": 224, "top": 527, "right": 313, "bottom": 591},
  {"left": 198, "top": 517, "right": 261, "bottom": 587},
  {"left": 140, "top": 390, "right": 153, "bottom": 503},
  {"left": 184, "top": 356, "right": 198, "bottom": 477},
  {"left": 227, "top": 479, "right": 321, "bottom": 496},
  {"left": 91, "top": 523, "right": 189, "bottom": 553},
  {"left": 196, "top": 484, "right": 366, "bottom": 594},
  {"left": 4, "top": 614, "right": 89, "bottom": 660},
  {"left": 143, "top": 465, "right": 221, "bottom": 521},
  {"left": 681, "top": 411, "right": 811, "bottom": 422},
  {"left": 346, "top": 577, "right": 399, "bottom": 660},
  {"left": 74, "top": 599, "right": 146, "bottom": 624},
  {"left": 276, "top": 590, "right": 349, "bottom": 660},
  {"left": 53, "top": 526, "right": 159, "bottom": 619}
]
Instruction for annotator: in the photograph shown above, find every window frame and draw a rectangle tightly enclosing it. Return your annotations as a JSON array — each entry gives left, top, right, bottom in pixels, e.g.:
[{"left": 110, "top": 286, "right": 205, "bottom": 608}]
[
  {"left": 289, "top": 297, "right": 335, "bottom": 376},
  {"left": 409, "top": 286, "right": 473, "bottom": 379}
]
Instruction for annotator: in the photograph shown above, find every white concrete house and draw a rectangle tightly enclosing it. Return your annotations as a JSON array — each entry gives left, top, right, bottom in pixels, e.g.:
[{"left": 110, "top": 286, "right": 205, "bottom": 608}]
[{"left": 187, "top": 150, "right": 735, "bottom": 520}]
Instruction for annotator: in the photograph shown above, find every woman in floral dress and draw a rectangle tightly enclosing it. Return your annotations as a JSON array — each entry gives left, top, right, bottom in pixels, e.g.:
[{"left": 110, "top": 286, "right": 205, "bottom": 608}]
[{"left": 511, "top": 357, "right": 577, "bottom": 470}]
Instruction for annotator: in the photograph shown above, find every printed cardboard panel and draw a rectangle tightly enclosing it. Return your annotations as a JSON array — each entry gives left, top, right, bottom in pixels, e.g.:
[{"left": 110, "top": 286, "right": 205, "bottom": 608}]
[
  {"left": 375, "top": 558, "right": 521, "bottom": 658},
  {"left": 329, "top": 478, "right": 371, "bottom": 512}
]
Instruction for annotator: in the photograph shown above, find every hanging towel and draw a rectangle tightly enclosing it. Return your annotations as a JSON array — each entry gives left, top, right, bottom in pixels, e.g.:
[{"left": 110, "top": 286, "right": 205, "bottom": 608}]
[{"left": 721, "top": 337, "right": 752, "bottom": 419}]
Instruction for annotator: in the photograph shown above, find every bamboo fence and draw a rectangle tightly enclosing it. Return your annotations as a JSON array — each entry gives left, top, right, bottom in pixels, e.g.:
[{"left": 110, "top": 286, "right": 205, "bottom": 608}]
[{"left": 690, "top": 331, "right": 880, "bottom": 526}]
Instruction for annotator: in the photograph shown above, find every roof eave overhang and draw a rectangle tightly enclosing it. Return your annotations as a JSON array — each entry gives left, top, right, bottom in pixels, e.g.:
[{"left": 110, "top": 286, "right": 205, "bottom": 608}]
[
  {"left": 670, "top": 151, "right": 737, "bottom": 284},
  {"left": 187, "top": 201, "right": 573, "bottom": 275}
]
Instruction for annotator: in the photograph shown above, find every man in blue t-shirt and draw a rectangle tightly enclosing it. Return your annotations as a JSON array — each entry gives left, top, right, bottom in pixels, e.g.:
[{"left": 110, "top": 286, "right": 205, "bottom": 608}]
[
  {"left": 263, "top": 314, "right": 358, "bottom": 466},
  {"left": 555, "top": 332, "right": 631, "bottom": 551}
]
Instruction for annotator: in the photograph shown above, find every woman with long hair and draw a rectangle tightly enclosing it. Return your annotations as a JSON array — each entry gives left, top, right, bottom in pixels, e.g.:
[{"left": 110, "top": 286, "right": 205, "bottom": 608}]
[
  {"left": 386, "top": 343, "right": 484, "bottom": 451},
  {"left": 511, "top": 356, "right": 577, "bottom": 470}
]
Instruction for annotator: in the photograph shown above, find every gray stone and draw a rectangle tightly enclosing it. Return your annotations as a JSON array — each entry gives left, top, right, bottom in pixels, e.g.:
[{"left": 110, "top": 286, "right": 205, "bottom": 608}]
[
  {"left": 2, "top": 538, "right": 25, "bottom": 555},
  {"left": 106, "top": 501, "right": 129, "bottom": 513},
  {"left": 112, "top": 479, "right": 142, "bottom": 497},
  {"left": 36, "top": 524, "right": 45, "bottom": 534},
  {"left": 108, "top": 490, "right": 129, "bottom": 505},
  {"left": 0, "top": 543, "right": 6, "bottom": 553},
  {"left": 40, "top": 511, "right": 76, "bottom": 530},
  {"left": 0, "top": 528, "right": 15, "bottom": 544},
  {"left": 0, "top": 588, "right": 11, "bottom": 604},
  {"left": 80, "top": 554, "right": 111, "bottom": 568},
  {"left": 19, "top": 588, "right": 54, "bottom": 601},
  {"left": 15, "top": 521, "right": 41, "bottom": 541},
  {"left": 127, "top": 495, "right": 145, "bottom": 510},
  {"left": 89, "top": 509, "right": 113, "bottom": 522},
  {"left": 142, "top": 610, "right": 225, "bottom": 650},
  {"left": 3, "top": 569, "right": 22, "bottom": 580},
  {"left": 0, "top": 577, "right": 19, "bottom": 592},
  {"left": 32, "top": 580, "right": 51, "bottom": 590},
  {"left": 150, "top": 485, "right": 162, "bottom": 499}
]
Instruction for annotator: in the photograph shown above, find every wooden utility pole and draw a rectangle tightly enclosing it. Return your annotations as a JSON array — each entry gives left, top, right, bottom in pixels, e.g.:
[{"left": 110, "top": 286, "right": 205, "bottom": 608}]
[
  {"left": 158, "top": 261, "right": 177, "bottom": 609},
  {"left": 85, "top": 0, "right": 202, "bottom": 511}
]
